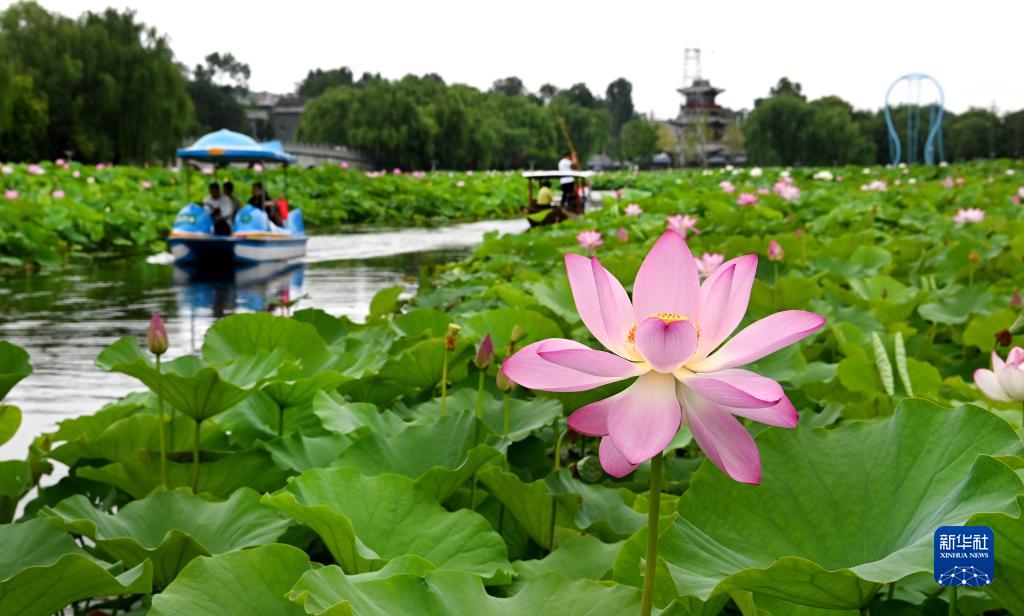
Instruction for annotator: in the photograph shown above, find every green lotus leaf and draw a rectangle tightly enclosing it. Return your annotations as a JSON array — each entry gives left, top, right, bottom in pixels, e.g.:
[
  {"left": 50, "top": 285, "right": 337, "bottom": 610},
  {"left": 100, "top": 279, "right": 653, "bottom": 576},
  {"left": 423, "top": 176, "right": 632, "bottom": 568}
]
[
  {"left": 0, "top": 460, "right": 32, "bottom": 522},
  {"left": 49, "top": 391, "right": 147, "bottom": 444},
  {"left": 0, "top": 518, "right": 152, "bottom": 616},
  {"left": 312, "top": 392, "right": 406, "bottom": 438},
  {"left": 412, "top": 388, "right": 563, "bottom": 442},
  {"left": 78, "top": 450, "right": 286, "bottom": 499},
  {"left": 202, "top": 313, "right": 335, "bottom": 374},
  {"left": 970, "top": 496, "right": 1024, "bottom": 613},
  {"left": 0, "top": 340, "right": 31, "bottom": 401},
  {"left": 149, "top": 543, "right": 311, "bottom": 616},
  {"left": 463, "top": 307, "right": 563, "bottom": 360},
  {"left": 0, "top": 405, "right": 20, "bottom": 447},
  {"left": 614, "top": 400, "right": 1023, "bottom": 611},
  {"left": 393, "top": 307, "right": 452, "bottom": 338},
  {"left": 261, "top": 370, "right": 349, "bottom": 408},
  {"left": 368, "top": 284, "right": 404, "bottom": 320},
  {"left": 376, "top": 337, "right": 474, "bottom": 393},
  {"left": 330, "top": 409, "right": 502, "bottom": 500},
  {"left": 216, "top": 390, "right": 324, "bottom": 447},
  {"left": 96, "top": 337, "right": 253, "bottom": 422},
  {"left": 261, "top": 467, "right": 511, "bottom": 577},
  {"left": 512, "top": 535, "right": 622, "bottom": 583},
  {"left": 546, "top": 469, "right": 646, "bottom": 540},
  {"left": 50, "top": 412, "right": 225, "bottom": 466},
  {"left": 262, "top": 430, "right": 353, "bottom": 473},
  {"left": 477, "top": 467, "right": 581, "bottom": 550},
  {"left": 38, "top": 487, "right": 289, "bottom": 587},
  {"left": 288, "top": 567, "right": 642, "bottom": 616}
]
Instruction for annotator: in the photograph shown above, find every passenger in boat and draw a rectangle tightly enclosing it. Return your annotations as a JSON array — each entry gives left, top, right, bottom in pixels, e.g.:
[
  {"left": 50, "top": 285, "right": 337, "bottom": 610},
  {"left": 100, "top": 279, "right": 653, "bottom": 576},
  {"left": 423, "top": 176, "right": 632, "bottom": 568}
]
[
  {"left": 249, "top": 182, "right": 283, "bottom": 227},
  {"left": 223, "top": 181, "right": 242, "bottom": 215},
  {"left": 202, "top": 182, "right": 235, "bottom": 235},
  {"left": 536, "top": 180, "right": 553, "bottom": 208},
  {"left": 558, "top": 153, "right": 575, "bottom": 208}
]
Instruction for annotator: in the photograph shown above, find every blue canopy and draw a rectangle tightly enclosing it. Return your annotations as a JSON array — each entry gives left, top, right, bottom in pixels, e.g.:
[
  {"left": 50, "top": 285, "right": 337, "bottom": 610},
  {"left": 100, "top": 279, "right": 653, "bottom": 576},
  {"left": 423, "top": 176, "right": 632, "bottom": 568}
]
[{"left": 177, "top": 129, "right": 298, "bottom": 164}]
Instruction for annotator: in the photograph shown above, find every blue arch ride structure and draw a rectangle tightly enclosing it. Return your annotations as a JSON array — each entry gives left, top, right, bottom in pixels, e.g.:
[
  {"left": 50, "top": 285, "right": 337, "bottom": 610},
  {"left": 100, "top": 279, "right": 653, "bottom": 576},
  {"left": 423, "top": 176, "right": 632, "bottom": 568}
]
[{"left": 883, "top": 73, "right": 945, "bottom": 165}]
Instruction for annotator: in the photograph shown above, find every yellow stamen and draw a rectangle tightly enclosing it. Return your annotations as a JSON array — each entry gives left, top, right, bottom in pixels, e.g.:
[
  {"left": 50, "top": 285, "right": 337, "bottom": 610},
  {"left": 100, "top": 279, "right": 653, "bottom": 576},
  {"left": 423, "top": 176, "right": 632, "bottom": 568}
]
[{"left": 649, "top": 312, "right": 688, "bottom": 324}]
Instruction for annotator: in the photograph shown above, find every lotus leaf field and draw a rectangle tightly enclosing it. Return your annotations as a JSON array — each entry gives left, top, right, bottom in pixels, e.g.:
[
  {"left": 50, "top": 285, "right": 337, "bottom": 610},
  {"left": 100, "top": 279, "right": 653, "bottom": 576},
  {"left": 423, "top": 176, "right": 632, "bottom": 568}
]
[{"left": 2, "top": 160, "right": 1024, "bottom": 615}]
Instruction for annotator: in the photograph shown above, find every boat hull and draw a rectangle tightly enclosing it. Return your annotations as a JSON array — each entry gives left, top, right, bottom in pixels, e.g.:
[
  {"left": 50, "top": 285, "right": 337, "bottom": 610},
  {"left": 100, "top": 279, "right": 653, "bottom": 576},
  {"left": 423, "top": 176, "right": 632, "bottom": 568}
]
[{"left": 169, "top": 235, "right": 306, "bottom": 264}]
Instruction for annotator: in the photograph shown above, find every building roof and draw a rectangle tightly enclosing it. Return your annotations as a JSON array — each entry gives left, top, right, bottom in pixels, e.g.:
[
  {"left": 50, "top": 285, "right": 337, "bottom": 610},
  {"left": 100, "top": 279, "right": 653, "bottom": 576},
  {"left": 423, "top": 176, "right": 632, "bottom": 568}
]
[{"left": 678, "top": 78, "right": 724, "bottom": 96}]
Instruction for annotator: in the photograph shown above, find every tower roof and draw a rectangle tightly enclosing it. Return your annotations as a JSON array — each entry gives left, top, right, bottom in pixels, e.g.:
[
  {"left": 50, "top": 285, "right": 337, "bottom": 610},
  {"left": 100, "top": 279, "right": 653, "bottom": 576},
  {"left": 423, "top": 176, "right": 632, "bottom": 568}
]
[{"left": 678, "top": 78, "right": 724, "bottom": 96}]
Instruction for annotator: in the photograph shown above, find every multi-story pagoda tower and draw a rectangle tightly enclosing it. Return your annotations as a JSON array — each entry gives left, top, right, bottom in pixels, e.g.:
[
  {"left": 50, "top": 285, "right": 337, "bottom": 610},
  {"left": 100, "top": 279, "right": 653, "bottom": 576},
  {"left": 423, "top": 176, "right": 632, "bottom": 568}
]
[{"left": 670, "top": 49, "right": 742, "bottom": 166}]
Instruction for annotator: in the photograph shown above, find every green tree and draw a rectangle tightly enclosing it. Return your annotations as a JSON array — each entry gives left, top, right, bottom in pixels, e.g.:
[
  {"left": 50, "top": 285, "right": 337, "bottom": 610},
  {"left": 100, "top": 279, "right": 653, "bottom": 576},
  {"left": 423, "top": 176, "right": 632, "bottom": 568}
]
[
  {"left": 563, "top": 83, "right": 599, "bottom": 109},
  {"left": 297, "top": 66, "right": 354, "bottom": 98},
  {"left": 947, "top": 108, "right": 1000, "bottom": 160},
  {"left": 491, "top": 76, "right": 526, "bottom": 97},
  {"left": 619, "top": 116, "right": 660, "bottom": 166},
  {"left": 187, "top": 52, "right": 250, "bottom": 135},
  {"left": 742, "top": 91, "right": 813, "bottom": 165},
  {"left": 1002, "top": 110, "right": 1024, "bottom": 158},
  {"left": 605, "top": 78, "right": 634, "bottom": 140}
]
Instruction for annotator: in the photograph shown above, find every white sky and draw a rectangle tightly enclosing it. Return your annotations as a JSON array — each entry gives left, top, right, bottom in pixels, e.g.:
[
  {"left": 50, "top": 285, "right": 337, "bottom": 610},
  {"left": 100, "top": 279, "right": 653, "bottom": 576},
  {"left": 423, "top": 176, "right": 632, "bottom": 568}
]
[{"left": 15, "top": 0, "right": 1024, "bottom": 117}]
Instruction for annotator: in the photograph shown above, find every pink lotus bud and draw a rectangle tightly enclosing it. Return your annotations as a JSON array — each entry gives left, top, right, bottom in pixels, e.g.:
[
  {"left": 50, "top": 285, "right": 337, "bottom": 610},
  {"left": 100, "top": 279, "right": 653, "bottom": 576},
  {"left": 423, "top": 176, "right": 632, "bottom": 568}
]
[
  {"left": 147, "top": 313, "right": 169, "bottom": 355},
  {"left": 475, "top": 334, "right": 494, "bottom": 370},
  {"left": 1011, "top": 290, "right": 1022, "bottom": 310},
  {"left": 141, "top": 180, "right": 152, "bottom": 190},
  {"left": 51, "top": 189, "right": 65, "bottom": 199},
  {"left": 617, "top": 227, "right": 628, "bottom": 243},
  {"left": 768, "top": 239, "right": 784, "bottom": 261},
  {"left": 392, "top": 167, "right": 402, "bottom": 175},
  {"left": 340, "top": 161, "right": 349, "bottom": 170}
]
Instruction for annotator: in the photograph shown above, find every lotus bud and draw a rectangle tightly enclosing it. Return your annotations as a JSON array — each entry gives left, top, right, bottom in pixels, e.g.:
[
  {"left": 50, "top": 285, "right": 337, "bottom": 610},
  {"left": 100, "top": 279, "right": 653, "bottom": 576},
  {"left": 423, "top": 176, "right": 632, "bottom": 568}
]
[
  {"left": 996, "top": 329, "right": 1013, "bottom": 347},
  {"left": 496, "top": 364, "right": 516, "bottom": 392},
  {"left": 968, "top": 250, "right": 981, "bottom": 264},
  {"left": 767, "top": 239, "right": 784, "bottom": 262},
  {"left": 444, "top": 323, "right": 461, "bottom": 351},
  {"left": 147, "top": 313, "right": 168, "bottom": 356},
  {"left": 1011, "top": 290, "right": 1022, "bottom": 310},
  {"left": 474, "top": 334, "right": 494, "bottom": 370}
]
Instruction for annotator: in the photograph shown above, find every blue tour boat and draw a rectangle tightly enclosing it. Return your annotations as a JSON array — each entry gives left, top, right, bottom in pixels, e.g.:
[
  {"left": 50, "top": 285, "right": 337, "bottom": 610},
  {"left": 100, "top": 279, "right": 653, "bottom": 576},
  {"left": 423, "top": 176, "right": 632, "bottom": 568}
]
[{"left": 169, "top": 129, "right": 307, "bottom": 265}]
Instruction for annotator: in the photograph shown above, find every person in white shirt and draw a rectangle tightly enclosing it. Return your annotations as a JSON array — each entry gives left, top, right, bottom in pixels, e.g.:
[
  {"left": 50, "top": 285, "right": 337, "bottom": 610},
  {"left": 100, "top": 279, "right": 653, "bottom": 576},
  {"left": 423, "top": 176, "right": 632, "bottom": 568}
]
[
  {"left": 202, "top": 182, "right": 235, "bottom": 235},
  {"left": 558, "top": 153, "right": 575, "bottom": 208}
]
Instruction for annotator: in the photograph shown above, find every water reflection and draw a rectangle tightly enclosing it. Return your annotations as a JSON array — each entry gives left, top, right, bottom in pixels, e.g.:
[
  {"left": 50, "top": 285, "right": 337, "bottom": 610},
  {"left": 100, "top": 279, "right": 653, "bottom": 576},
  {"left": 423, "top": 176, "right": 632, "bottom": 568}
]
[{"left": 0, "top": 219, "right": 528, "bottom": 458}]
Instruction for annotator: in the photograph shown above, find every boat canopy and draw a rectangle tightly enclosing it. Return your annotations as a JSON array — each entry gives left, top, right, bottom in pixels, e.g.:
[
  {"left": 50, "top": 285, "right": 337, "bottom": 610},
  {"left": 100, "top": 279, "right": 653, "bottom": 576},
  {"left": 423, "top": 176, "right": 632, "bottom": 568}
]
[
  {"left": 522, "top": 170, "right": 595, "bottom": 179},
  {"left": 177, "top": 129, "right": 298, "bottom": 164}
]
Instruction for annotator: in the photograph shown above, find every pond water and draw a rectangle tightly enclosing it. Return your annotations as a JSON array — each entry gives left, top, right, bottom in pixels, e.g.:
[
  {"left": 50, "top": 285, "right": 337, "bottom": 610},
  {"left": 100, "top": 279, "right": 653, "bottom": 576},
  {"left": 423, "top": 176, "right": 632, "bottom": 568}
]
[{"left": 0, "top": 219, "right": 528, "bottom": 458}]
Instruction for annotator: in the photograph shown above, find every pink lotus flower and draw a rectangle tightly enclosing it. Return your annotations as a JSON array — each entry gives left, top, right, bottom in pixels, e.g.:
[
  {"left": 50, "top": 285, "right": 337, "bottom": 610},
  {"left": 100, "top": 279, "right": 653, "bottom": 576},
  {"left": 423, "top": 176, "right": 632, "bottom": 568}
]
[
  {"left": 201, "top": 167, "right": 213, "bottom": 175},
  {"left": 412, "top": 171, "right": 426, "bottom": 179},
  {"left": 4, "top": 189, "right": 18, "bottom": 200},
  {"left": 975, "top": 348, "right": 1024, "bottom": 402},
  {"left": 576, "top": 230, "right": 603, "bottom": 254},
  {"left": 456, "top": 180, "right": 465, "bottom": 188},
  {"left": 617, "top": 227, "right": 629, "bottom": 243},
  {"left": 55, "top": 158, "right": 65, "bottom": 166},
  {"left": 835, "top": 175, "right": 843, "bottom": 181},
  {"left": 719, "top": 180, "right": 736, "bottom": 194},
  {"left": 502, "top": 231, "right": 826, "bottom": 483},
  {"left": 1014, "top": 195, "right": 1022, "bottom": 206},
  {"left": 1, "top": 165, "right": 12, "bottom": 175},
  {"left": 72, "top": 170, "right": 80, "bottom": 178},
  {"left": 615, "top": 189, "right": 623, "bottom": 199},
  {"left": 141, "top": 180, "right": 152, "bottom": 190},
  {"left": 941, "top": 177, "right": 954, "bottom": 189},
  {"left": 27, "top": 164, "right": 45, "bottom": 176},
  {"left": 340, "top": 161, "right": 350, "bottom": 170},
  {"left": 51, "top": 189, "right": 65, "bottom": 199},
  {"left": 624, "top": 203, "right": 643, "bottom": 216},
  {"left": 736, "top": 192, "right": 758, "bottom": 206},
  {"left": 253, "top": 163, "right": 264, "bottom": 172},
  {"left": 467, "top": 170, "right": 474, "bottom": 176},
  {"left": 696, "top": 252, "right": 724, "bottom": 277},
  {"left": 757, "top": 187, "right": 770, "bottom": 195},
  {"left": 953, "top": 208, "right": 985, "bottom": 224},
  {"left": 860, "top": 180, "right": 888, "bottom": 192},
  {"left": 772, "top": 180, "right": 801, "bottom": 201},
  {"left": 96, "top": 163, "right": 105, "bottom": 171},
  {"left": 666, "top": 214, "right": 700, "bottom": 238},
  {"left": 768, "top": 239, "right": 784, "bottom": 261},
  {"left": 392, "top": 167, "right": 402, "bottom": 175}
]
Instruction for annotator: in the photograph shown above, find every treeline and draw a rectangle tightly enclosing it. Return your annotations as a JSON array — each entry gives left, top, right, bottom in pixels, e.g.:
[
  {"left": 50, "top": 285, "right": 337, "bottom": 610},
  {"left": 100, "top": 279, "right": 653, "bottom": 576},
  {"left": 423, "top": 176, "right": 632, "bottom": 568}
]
[
  {"left": 296, "top": 72, "right": 661, "bottom": 170},
  {"left": 743, "top": 78, "right": 1024, "bottom": 166},
  {"left": 0, "top": 2, "right": 192, "bottom": 163}
]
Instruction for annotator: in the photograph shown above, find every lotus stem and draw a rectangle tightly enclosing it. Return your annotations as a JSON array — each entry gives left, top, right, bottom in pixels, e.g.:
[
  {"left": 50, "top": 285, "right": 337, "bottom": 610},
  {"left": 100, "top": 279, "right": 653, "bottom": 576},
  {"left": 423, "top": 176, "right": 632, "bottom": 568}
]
[
  {"left": 476, "top": 370, "right": 485, "bottom": 422},
  {"left": 548, "top": 497, "right": 557, "bottom": 552},
  {"left": 440, "top": 347, "right": 449, "bottom": 417},
  {"left": 640, "top": 451, "right": 664, "bottom": 616},
  {"left": 155, "top": 355, "right": 167, "bottom": 489},
  {"left": 191, "top": 419, "right": 202, "bottom": 492},
  {"left": 886, "top": 582, "right": 895, "bottom": 601},
  {"left": 553, "top": 426, "right": 567, "bottom": 471},
  {"left": 502, "top": 392, "right": 510, "bottom": 437}
]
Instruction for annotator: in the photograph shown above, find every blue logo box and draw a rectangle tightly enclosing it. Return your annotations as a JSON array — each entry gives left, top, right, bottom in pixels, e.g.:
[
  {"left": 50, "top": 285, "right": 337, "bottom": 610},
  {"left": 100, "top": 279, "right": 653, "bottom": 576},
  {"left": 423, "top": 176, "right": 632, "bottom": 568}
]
[{"left": 934, "top": 526, "right": 994, "bottom": 586}]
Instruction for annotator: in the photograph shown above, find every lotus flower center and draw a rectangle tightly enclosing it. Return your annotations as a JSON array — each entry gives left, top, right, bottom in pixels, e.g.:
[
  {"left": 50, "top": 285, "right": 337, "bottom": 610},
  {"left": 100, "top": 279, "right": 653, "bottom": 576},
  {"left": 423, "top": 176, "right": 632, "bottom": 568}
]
[{"left": 649, "top": 312, "right": 687, "bottom": 324}]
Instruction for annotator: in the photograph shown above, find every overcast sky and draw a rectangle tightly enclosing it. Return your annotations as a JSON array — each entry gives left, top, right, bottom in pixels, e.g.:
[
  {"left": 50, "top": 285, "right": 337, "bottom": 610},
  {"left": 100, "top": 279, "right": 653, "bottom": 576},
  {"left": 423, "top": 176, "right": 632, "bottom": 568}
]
[{"left": 17, "top": 0, "right": 1023, "bottom": 117}]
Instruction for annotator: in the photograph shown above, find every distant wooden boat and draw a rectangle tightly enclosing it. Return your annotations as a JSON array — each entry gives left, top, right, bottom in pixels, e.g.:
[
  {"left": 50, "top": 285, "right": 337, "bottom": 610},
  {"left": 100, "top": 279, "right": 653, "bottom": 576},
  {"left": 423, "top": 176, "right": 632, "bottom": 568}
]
[{"left": 522, "top": 170, "right": 594, "bottom": 227}]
